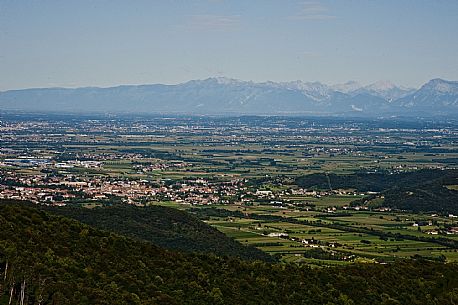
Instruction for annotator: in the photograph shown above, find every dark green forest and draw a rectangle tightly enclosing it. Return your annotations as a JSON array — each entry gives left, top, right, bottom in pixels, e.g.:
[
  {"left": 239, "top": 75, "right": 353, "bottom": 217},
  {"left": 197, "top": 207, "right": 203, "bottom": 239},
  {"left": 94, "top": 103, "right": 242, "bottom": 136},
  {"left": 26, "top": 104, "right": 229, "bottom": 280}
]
[
  {"left": 44, "top": 204, "right": 273, "bottom": 262},
  {"left": 296, "top": 169, "right": 458, "bottom": 213},
  {"left": 1, "top": 202, "right": 458, "bottom": 304},
  {"left": 295, "top": 169, "right": 456, "bottom": 192},
  {"left": 381, "top": 182, "right": 458, "bottom": 214}
]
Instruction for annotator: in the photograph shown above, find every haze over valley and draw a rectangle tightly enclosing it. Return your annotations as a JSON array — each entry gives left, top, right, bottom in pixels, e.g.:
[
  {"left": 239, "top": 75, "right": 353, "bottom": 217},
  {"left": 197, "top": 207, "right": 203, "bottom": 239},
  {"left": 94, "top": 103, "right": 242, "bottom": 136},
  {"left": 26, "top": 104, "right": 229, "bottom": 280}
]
[{"left": 1, "top": 77, "right": 458, "bottom": 117}]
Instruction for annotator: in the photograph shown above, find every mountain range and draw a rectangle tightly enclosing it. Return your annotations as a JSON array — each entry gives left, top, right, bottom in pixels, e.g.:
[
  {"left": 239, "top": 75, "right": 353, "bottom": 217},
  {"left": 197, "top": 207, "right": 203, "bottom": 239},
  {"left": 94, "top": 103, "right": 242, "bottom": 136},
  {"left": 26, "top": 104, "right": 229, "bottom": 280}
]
[{"left": 1, "top": 78, "right": 457, "bottom": 117}]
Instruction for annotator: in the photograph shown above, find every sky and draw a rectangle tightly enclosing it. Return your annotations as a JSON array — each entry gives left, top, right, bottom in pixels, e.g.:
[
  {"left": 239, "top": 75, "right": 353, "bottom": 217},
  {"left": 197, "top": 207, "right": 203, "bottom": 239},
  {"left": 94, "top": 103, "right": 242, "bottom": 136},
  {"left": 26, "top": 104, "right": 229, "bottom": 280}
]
[{"left": 0, "top": 0, "right": 458, "bottom": 90}]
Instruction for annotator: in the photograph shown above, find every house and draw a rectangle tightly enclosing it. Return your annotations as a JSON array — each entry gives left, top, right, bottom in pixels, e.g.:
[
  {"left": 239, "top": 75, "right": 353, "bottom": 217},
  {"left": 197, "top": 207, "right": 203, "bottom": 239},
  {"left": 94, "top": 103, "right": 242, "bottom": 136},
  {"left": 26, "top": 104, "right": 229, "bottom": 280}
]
[
  {"left": 267, "top": 232, "right": 288, "bottom": 238},
  {"left": 448, "top": 227, "right": 458, "bottom": 234}
]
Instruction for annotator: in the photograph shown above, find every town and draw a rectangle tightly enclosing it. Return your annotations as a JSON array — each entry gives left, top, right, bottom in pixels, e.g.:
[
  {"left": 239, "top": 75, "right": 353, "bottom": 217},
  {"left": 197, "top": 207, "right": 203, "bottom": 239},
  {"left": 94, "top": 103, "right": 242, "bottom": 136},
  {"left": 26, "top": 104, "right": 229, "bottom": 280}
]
[{"left": 1, "top": 113, "right": 457, "bottom": 265}]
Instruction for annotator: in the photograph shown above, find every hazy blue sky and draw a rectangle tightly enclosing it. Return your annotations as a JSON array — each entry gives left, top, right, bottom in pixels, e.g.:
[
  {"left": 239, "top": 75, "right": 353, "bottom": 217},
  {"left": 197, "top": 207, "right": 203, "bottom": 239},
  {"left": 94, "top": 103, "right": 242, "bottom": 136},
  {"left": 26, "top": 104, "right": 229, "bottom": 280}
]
[{"left": 1, "top": 0, "right": 457, "bottom": 90}]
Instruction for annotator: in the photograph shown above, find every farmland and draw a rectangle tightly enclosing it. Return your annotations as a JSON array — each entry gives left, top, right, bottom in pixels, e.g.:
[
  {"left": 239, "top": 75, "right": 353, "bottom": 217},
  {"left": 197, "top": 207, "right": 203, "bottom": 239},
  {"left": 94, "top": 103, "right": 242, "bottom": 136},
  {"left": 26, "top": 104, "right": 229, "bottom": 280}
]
[
  {"left": 191, "top": 203, "right": 458, "bottom": 266},
  {"left": 1, "top": 113, "right": 457, "bottom": 266}
]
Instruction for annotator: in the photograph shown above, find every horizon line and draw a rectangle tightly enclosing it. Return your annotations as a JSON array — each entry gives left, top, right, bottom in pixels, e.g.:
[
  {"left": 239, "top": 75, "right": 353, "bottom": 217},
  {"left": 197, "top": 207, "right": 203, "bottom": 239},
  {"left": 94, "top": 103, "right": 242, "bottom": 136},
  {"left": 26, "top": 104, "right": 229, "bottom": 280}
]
[{"left": 1, "top": 76, "right": 454, "bottom": 92}]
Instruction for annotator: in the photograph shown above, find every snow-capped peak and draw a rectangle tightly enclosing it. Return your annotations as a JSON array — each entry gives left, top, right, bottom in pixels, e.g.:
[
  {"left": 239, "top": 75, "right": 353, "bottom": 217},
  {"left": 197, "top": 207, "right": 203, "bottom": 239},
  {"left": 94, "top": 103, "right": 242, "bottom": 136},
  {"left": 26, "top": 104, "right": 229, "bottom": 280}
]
[
  {"left": 275, "top": 81, "right": 332, "bottom": 101},
  {"left": 357, "top": 81, "right": 415, "bottom": 100},
  {"left": 331, "top": 81, "right": 362, "bottom": 93},
  {"left": 211, "top": 77, "right": 246, "bottom": 85},
  {"left": 421, "top": 78, "right": 458, "bottom": 94},
  {"left": 365, "top": 80, "right": 398, "bottom": 91}
]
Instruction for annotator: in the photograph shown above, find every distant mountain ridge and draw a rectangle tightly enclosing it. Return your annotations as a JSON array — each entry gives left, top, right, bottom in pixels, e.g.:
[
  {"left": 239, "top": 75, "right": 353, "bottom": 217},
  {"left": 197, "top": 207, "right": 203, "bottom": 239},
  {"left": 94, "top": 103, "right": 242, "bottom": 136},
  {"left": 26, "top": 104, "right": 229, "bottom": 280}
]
[
  {"left": 1, "top": 77, "right": 457, "bottom": 117},
  {"left": 395, "top": 79, "right": 458, "bottom": 110}
]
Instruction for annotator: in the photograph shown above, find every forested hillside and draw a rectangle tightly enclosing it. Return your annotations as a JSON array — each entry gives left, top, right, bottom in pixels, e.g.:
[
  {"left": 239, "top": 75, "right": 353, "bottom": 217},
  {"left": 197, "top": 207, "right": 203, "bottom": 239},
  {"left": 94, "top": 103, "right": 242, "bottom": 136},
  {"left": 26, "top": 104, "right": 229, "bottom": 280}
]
[
  {"left": 1, "top": 203, "right": 458, "bottom": 304},
  {"left": 381, "top": 182, "right": 458, "bottom": 214},
  {"left": 296, "top": 169, "right": 458, "bottom": 213},
  {"left": 295, "top": 169, "right": 455, "bottom": 192},
  {"left": 44, "top": 204, "right": 273, "bottom": 262}
]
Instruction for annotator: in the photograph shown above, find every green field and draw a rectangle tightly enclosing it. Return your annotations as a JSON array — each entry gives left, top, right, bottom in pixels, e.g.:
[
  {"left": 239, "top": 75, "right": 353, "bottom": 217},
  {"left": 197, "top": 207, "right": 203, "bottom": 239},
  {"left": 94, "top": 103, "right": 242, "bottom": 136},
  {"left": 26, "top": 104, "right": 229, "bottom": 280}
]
[{"left": 177, "top": 202, "right": 458, "bottom": 266}]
